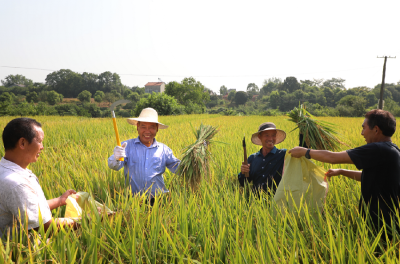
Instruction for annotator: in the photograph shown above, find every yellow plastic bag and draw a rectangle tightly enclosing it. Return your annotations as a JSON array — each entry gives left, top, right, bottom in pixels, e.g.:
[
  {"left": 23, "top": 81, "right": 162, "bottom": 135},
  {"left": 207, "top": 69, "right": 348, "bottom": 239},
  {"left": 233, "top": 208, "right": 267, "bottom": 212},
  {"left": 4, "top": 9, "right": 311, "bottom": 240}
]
[
  {"left": 65, "top": 191, "right": 113, "bottom": 220},
  {"left": 274, "top": 153, "right": 328, "bottom": 217}
]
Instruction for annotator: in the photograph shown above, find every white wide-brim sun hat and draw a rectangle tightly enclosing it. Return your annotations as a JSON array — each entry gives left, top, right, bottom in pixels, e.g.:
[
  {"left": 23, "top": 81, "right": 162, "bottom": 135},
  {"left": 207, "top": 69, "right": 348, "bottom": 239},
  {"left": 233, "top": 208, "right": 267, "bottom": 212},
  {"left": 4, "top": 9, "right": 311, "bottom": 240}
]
[
  {"left": 251, "top": 122, "right": 286, "bottom": 145},
  {"left": 127, "top": 108, "right": 168, "bottom": 129}
]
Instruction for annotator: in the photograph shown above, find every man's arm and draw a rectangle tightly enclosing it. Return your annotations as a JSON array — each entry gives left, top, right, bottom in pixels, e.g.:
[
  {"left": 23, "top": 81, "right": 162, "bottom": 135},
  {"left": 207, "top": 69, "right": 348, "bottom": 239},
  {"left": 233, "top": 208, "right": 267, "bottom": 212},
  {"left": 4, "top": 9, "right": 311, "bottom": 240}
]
[
  {"left": 47, "top": 189, "right": 76, "bottom": 210},
  {"left": 325, "top": 169, "right": 362, "bottom": 182},
  {"left": 165, "top": 147, "right": 181, "bottom": 174},
  {"left": 108, "top": 142, "right": 128, "bottom": 171},
  {"left": 289, "top": 147, "right": 353, "bottom": 164}
]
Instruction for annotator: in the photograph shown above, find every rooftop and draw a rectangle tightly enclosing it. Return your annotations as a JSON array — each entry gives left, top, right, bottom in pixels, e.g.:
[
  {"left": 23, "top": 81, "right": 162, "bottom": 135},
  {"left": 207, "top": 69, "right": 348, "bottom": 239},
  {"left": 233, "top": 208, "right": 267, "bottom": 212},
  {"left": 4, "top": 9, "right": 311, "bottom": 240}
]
[{"left": 145, "top": 82, "right": 164, "bottom": 86}]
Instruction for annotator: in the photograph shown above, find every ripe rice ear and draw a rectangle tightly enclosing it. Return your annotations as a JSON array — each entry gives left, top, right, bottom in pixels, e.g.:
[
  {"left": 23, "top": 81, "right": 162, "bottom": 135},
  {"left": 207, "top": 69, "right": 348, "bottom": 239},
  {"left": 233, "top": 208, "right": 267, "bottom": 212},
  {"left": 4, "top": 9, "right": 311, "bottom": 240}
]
[
  {"left": 287, "top": 104, "right": 347, "bottom": 151},
  {"left": 177, "top": 123, "right": 219, "bottom": 191}
]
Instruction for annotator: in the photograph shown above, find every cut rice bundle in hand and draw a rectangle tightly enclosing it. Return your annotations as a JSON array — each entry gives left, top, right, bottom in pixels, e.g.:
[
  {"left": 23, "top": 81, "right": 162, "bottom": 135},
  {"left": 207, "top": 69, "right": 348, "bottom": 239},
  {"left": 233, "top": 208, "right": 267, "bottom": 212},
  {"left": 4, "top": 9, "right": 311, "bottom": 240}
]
[
  {"left": 287, "top": 104, "right": 346, "bottom": 151},
  {"left": 177, "top": 123, "right": 219, "bottom": 191}
]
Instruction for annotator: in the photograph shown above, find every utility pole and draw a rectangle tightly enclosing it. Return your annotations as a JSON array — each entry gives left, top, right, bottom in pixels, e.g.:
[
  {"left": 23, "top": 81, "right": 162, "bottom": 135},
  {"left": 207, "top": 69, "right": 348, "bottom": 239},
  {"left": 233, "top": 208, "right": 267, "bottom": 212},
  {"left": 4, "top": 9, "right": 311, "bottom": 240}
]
[{"left": 377, "top": 56, "right": 396, "bottom": 109}]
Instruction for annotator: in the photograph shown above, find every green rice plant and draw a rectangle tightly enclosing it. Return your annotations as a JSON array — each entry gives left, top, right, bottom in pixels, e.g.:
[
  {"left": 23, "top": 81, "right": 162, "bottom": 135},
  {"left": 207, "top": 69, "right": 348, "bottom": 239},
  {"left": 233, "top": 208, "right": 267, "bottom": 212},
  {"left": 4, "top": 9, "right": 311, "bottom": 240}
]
[{"left": 287, "top": 103, "right": 346, "bottom": 151}]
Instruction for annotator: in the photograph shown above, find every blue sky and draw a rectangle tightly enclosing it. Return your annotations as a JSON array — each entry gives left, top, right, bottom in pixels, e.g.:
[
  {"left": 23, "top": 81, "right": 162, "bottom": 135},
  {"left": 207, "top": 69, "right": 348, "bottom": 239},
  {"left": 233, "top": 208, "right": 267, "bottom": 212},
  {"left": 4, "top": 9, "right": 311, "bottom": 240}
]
[{"left": 1, "top": 0, "right": 399, "bottom": 93}]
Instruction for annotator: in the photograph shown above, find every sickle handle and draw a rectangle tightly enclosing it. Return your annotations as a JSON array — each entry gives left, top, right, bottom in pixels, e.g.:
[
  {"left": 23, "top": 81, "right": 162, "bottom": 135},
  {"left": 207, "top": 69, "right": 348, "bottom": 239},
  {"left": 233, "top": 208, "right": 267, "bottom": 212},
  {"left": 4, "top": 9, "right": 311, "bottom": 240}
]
[{"left": 112, "top": 116, "right": 124, "bottom": 162}]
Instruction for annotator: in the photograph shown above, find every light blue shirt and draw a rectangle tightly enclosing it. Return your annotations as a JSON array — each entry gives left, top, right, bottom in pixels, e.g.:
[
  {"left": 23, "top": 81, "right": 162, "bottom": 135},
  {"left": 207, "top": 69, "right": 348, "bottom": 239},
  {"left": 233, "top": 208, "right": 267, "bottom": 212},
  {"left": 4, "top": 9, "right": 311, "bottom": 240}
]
[{"left": 108, "top": 137, "right": 180, "bottom": 197}]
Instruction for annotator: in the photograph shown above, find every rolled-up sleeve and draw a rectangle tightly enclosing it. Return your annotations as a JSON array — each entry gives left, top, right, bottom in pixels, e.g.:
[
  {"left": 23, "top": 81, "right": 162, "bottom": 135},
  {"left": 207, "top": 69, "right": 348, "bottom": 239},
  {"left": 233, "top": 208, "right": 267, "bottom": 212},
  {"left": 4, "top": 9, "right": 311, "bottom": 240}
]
[
  {"left": 8, "top": 184, "right": 52, "bottom": 230},
  {"left": 165, "top": 147, "right": 180, "bottom": 173}
]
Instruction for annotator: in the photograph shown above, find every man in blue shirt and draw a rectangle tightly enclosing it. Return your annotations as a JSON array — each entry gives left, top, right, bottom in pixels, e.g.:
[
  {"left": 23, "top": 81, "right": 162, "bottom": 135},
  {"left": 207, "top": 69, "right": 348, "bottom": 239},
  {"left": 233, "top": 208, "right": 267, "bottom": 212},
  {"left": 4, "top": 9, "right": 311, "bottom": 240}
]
[
  {"left": 108, "top": 108, "right": 180, "bottom": 205},
  {"left": 239, "top": 122, "right": 287, "bottom": 195}
]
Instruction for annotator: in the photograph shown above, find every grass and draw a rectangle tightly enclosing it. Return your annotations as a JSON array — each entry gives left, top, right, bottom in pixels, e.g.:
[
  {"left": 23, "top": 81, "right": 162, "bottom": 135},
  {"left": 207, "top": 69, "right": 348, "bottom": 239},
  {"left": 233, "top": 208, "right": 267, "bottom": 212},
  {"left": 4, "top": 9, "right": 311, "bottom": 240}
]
[{"left": 0, "top": 114, "right": 399, "bottom": 263}]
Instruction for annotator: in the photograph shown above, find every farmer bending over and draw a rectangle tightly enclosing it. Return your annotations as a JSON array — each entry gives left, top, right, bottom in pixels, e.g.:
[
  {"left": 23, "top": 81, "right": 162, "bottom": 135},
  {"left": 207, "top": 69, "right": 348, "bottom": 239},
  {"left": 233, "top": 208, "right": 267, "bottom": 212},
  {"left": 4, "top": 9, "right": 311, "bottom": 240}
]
[
  {"left": 108, "top": 108, "right": 180, "bottom": 205},
  {"left": 239, "top": 122, "right": 287, "bottom": 195},
  {"left": 0, "top": 118, "right": 77, "bottom": 238},
  {"left": 289, "top": 109, "right": 400, "bottom": 232}
]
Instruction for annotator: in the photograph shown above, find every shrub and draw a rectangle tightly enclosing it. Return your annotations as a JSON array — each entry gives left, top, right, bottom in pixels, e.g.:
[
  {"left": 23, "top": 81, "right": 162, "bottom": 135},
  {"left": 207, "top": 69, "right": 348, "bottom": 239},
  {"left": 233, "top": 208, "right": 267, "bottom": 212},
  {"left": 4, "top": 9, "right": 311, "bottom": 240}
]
[{"left": 134, "top": 92, "right": 183, "bottom": 116}]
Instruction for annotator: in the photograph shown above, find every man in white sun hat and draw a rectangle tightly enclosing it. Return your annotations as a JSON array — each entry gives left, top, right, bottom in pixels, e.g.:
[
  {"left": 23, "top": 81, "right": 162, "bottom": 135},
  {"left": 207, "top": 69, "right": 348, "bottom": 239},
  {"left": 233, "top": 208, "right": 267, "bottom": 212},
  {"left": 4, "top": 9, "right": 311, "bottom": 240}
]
[
  {"left": 238, "top": 122, "right": 287, "bottom": 195},
  {"left": 108, "top": 108, "right": 180, "bottom": 205}
]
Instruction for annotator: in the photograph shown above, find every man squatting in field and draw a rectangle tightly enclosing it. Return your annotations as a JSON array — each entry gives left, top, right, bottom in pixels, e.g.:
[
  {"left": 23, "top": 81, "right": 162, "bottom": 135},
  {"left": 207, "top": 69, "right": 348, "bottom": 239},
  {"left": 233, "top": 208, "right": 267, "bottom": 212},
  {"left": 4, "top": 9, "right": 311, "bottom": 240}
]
[
  {"left": 239, "top": 122, "right": 287, "bottom": 195},
  {"left": 290, "top": 109, "right": 400, "bottom": 232},
  {"left": 0, "top": 118, "right": 78, "bottom": 238},
  {"left": 108, "top": 108, "right": 180, "bottom": 206}
]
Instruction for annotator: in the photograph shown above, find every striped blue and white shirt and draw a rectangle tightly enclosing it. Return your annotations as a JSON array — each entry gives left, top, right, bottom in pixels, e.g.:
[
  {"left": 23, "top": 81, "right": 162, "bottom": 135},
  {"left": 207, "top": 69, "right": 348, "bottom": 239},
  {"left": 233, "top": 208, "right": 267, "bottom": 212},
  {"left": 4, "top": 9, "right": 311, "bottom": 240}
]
[{"left": 108, "top": 137, "right": 180, "bottom": 197}]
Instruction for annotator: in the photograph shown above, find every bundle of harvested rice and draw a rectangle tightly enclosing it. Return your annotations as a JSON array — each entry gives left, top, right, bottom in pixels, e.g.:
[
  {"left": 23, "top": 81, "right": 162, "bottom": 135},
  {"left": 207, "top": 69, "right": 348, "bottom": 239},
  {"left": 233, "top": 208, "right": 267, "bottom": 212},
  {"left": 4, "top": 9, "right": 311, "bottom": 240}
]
[
  {"left": 177, "top": 123, "right": 219, "bottom": 190},
  {"left": 287, "top": 104, "right": 345, "bottom": 151}
]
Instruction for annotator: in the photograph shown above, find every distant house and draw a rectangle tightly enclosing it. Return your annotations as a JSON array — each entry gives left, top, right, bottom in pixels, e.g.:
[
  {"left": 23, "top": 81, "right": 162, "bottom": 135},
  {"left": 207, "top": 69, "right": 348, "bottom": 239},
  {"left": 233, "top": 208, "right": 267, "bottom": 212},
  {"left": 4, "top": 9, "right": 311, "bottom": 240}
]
[
  {"left": 227, "top": 88, "right": 236, "bottom": 93},
  {"left": 144, "top": 82, "right": 165, "bottom": 93}
]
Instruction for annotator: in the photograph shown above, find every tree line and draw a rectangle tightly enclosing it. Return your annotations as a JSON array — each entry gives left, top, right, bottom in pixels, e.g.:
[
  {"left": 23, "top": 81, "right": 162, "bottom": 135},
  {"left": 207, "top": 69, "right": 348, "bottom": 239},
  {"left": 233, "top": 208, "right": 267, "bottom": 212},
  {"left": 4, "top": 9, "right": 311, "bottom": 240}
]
[{"left": 1, "top": 71, "right": 400, "bottom": 118}]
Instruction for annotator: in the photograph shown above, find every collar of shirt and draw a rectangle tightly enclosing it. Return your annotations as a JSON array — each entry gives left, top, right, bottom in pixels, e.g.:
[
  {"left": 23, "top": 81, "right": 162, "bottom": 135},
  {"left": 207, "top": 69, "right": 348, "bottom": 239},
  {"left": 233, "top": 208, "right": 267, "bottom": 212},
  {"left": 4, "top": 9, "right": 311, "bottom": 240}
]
[
  {"left": 0, "top": 157, "right": 35, "bottom": 178},
  {"left": 132, "top": 137, "right": 160, "bottom": 148},
  {"left": 256, "top": 146, "right": 277, "bottom": 157}
]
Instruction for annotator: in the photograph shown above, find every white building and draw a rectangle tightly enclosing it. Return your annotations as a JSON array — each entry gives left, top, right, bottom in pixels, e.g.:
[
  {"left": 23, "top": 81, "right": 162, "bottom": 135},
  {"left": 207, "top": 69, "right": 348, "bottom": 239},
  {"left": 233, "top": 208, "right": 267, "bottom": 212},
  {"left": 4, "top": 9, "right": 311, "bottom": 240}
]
[{"left": 144, "top": 82, "right": 165, "bottom": 93}]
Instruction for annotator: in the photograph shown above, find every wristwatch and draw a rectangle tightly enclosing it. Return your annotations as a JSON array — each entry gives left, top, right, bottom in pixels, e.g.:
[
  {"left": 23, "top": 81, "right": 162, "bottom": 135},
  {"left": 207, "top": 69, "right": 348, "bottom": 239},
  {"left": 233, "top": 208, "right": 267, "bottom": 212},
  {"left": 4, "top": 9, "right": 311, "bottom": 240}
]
[{"left": 305, "top": 149, "right": 311, "bottom": 159}]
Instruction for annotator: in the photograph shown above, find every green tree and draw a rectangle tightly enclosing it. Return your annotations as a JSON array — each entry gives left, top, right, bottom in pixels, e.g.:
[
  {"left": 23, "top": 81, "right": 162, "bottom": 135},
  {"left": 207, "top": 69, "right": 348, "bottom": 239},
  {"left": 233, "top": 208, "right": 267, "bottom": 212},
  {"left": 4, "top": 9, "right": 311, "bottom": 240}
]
[
  {"left": 124, "top": 89, "right": 133, "bottom": 99},
  {"left": 98, "top": 71, "right": 124, "bottom": 94},
  {"left": 366, "top": 92, "right": 377, "bottom": 107},
  {"left": 219, "top": 85, "right": 228, "bottom": 96},
  {"left": 246, "top": 83, "right": 259, "bottom": 92},
  {"left": 227, "top": 90, "right": 236, "bottom": 102},
  {"left": 104, "top": 92, "right": 116, "bottom": 105},
  {"left": 128, "top": 92, "right": 140, "bottom": 102},
  {"left": 282, "top": 77, "right": 300, "bottom": 93},
  {"left": 263, "top": 77, "right": 282, "bottom": 86},
  {"left": 260, "top": 82, "right": 277, "bottom": 95},
  {"left": 234, "top": 91, "right": 248, "bottom": 105},
  {"left": 26, "top": 91, "right": 39, "bottom": 103},
  {"left": 94, "top": 90, "right": 105, "bottom": 103},
  {"left": 165, "top": 77, "right": 210, "bottom": 107},
  {"left": 269, "top": 91, "right": 280, "bottom": 109},
  {"left": 46, "top": 91, "right": 63, "bottom": 105},
  {"left": 81, "top": 72, "right": 99, "bottom": 94},
  {"left": 1, "top": 74, "right": 33, "bottom": 87},
  {"left": 45, "top": 69, "right": 84, "bottom": 98},
  {"left": 338, "top": 95, "right": 366, "bottom": 116},
  {"left": 78, "top": 90, "right": 92, "bottom": 103},
  {"left": 323, "top": 78, "right": 346, "bottom": 89},
  {"left": 322, "top": 87, "right": 335, "bottom": 107},
  {"left": 0, "top": 92, "right": 14, "bottom": 105},
  {"left": 111, "top": 90, "right": 121, "bottom": 100},
  {"left": 134, "top": 92, "right": 183, "bottom": 116}
]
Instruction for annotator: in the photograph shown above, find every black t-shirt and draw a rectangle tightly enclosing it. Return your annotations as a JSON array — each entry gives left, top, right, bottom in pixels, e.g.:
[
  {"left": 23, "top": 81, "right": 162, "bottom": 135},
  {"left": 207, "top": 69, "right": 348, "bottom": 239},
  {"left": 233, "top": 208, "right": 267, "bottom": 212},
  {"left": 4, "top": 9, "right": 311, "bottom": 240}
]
[{"left": 347, "top": 142, "right": 400, "bottom": 230}]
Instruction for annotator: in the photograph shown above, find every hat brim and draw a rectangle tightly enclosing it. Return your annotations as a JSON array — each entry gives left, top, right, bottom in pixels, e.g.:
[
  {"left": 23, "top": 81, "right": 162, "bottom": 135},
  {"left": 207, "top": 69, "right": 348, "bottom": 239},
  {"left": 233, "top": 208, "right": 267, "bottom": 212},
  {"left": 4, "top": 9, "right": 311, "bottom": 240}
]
[
  {"left": 127, "top": 118, "right": 168, "bottom": 129},
  {"left": 251, "top": 128, "right": 286, "bottom": 145}
]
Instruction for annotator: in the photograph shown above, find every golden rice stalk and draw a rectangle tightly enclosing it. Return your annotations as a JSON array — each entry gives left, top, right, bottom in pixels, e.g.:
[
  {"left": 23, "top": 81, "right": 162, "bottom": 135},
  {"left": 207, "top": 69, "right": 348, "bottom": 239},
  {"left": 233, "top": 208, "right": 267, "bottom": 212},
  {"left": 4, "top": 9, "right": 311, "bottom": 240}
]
[
  {"left": 287, "top": 104, "right": 346, "bottom": 151},
  {"left": 177, "top": 123, "right": 219, "bottom": 191}
]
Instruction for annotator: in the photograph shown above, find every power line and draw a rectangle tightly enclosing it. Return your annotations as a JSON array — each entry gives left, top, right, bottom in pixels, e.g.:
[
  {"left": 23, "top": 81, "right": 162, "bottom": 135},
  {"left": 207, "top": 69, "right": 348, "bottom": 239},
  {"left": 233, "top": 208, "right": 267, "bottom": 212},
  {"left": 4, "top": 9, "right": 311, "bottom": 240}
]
[{"left": 1, "top": 65, "right": 381, "bottom": 78}]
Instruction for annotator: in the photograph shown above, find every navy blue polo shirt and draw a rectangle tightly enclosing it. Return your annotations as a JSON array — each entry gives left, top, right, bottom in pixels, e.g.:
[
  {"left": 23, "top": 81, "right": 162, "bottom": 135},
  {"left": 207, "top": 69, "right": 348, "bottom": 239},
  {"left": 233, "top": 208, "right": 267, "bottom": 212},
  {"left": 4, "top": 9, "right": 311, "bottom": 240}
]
[{"left": 238, "top": 146, "right": 287, "bottom": 193}]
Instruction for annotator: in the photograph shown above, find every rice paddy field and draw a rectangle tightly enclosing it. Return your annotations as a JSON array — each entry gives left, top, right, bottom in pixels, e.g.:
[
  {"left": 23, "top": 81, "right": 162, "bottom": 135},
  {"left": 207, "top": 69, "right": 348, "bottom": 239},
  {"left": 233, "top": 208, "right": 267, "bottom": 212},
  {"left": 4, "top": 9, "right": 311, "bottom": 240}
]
[{"left": 1, "top": 114, "right": 400, "bottom": 263}]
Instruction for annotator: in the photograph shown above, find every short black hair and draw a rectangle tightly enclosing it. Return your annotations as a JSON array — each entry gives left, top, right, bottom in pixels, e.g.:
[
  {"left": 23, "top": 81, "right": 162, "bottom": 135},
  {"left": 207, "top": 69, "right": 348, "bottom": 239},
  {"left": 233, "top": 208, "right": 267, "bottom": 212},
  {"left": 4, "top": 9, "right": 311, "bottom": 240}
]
[
  {"left": 365, "top": 109, "right": 396, "bottom": 137},
  {"left": 2, "top": 118, "right": 42, "bottom": 150}
]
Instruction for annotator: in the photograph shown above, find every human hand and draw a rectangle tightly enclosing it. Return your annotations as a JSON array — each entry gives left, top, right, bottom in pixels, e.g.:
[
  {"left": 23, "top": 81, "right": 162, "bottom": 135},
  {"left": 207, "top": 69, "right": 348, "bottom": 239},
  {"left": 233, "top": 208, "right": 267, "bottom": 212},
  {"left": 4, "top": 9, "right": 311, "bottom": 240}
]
[
  {"left": 241, "top": 162, "right": 250, "bottom": 174},
  {"left": 325, "top": 169, "right": 341, "bottom": 178},
  {"left": 59, "top": 189, "right": 77, "bottom": 207},
  {"left": 114, "top": 142, "right": 127, "bottom": 160},
  {"left": 288, "top": 147, "right": 307, "bottom": 158}
]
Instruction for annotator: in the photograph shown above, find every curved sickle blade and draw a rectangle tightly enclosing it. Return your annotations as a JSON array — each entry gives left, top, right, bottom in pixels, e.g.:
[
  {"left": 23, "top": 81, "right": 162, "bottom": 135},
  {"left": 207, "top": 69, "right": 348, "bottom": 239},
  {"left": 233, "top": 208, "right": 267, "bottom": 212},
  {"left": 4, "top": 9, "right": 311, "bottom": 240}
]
[{"left": 110, "top": 99, "right": 131, "bottom": 112}]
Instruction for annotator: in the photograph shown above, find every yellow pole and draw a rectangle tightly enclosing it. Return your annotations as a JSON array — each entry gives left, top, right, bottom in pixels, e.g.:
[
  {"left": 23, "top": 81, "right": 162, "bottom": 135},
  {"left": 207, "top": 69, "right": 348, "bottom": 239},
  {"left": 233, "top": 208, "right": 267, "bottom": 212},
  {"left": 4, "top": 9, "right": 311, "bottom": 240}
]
[{"left": 112, "top": 111, "right": 124, "bottom": 162}]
